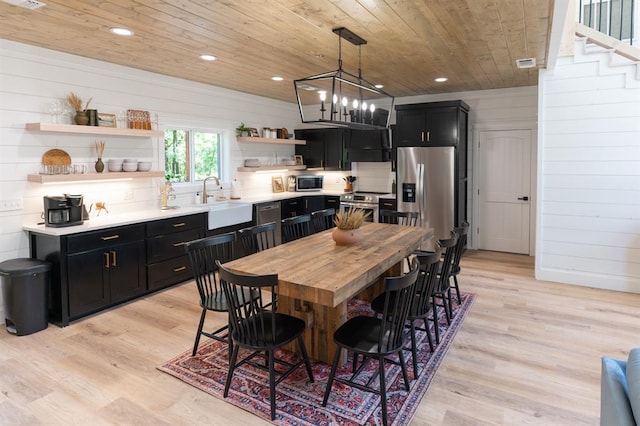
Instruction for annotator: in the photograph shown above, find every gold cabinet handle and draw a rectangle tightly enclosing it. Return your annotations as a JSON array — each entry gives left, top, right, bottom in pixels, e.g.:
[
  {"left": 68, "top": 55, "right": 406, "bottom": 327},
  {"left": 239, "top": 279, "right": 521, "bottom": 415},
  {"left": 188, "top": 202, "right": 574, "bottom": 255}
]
[
  {"left": 101, "top": 234, "right": 120, "bottom": 241},
  {"left": 421, "top": 131, "right": 425, "bottom": 142},
  {"left": 172, "top": 242, "right": 186, "bottom": 247},
  {"left": 172, "top": 222, "right": 186, "bottom": 228},
  {"left": 427, "top": 131, "right": 430, "bottom": 142},
  {"left": 320, "top": 160, "right": 324, "bottom": 168},
  {"left": 173, "top": 266, "right": 187, "bottom": 272},
  {"left": 111, "top": 250, "right": 117, "bottom": 266},
  {"left": 104, "top": 252, "right": 110, "bottom": 268}
]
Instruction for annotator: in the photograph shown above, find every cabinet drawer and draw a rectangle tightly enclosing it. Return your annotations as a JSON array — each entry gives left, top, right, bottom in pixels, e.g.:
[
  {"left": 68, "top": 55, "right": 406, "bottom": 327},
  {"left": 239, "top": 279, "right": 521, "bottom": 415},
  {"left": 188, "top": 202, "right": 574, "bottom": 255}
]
[
  {"left": 146, "top": 213, "right": 204, "bottom": 236},
  {"left": 147, "top": 255, "right": 193, "bottom": 291},
  {"left": 379, "top": 198, "right": 397, "bottom": 210},
  {"left": 147, "top": 228, "right": 202, "bottom": 263},
  {"left": 66, "top": 224, "right": 145, "bottom": 254}
]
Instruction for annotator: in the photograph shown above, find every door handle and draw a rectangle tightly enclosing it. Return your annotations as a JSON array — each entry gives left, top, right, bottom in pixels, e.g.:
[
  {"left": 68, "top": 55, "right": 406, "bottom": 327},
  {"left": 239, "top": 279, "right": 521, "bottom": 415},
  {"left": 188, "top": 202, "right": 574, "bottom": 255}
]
[{"left": 517, "top": 196, "right": 529, "bottom": 201}]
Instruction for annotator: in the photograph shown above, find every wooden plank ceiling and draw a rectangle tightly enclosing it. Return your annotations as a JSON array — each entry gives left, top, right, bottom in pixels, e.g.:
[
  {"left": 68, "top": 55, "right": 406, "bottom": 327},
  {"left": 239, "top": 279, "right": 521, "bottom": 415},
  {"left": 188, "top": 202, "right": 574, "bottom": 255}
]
[{"left": 0, "top": 0, "right": 554, "bottom": 102}]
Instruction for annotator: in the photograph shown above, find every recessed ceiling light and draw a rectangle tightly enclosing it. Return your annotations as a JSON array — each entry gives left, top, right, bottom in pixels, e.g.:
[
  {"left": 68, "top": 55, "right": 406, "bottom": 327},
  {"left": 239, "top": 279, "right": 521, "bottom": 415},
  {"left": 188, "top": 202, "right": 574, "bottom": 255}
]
[
  {"left": 110, "top": 27, "right": 133, "bottom": 36},
  {"left": 271, "top": 76, "right": 284, "bottom": 81},
  {"left": 200, "top": 54, "right": 216, "bottom": 61},
  {"left": 434, "top": 77, "right": 448, "bottom": 83},
  {"left": 374, "top": 84, "right": 384, "bottom": 89}
]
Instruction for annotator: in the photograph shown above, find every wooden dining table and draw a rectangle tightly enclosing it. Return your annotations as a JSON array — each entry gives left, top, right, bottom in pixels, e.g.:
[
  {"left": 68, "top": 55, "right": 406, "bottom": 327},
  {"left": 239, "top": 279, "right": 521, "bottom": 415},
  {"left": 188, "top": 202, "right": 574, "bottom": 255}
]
[{"left": 223, "top": 222, "right": 433, "bottom": 364}]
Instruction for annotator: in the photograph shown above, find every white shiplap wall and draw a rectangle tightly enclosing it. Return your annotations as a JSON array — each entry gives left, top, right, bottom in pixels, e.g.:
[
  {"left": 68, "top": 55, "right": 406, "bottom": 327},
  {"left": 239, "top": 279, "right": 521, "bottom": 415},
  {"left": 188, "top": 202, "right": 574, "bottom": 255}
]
[
  {"left": 0, "top": 39, "right": 306, "bottom": 261},
  {"left": 537, "top": 51, "right": 640, "bottom": 293}
]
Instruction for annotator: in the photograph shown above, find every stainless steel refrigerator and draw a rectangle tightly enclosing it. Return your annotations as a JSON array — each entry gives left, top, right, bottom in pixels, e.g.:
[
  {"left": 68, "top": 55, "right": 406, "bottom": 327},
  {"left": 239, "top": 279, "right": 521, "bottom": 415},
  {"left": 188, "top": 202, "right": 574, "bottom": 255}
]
[{"left": 396, "top": 146, "right": 455, "bottom": 250}]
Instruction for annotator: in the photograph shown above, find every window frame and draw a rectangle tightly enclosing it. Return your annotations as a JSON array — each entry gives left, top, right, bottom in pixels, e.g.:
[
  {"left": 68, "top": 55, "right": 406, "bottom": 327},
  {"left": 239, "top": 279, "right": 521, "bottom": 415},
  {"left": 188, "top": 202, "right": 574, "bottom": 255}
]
[{"left": 163, "top": 127, "right": 228, "bottom": 184}]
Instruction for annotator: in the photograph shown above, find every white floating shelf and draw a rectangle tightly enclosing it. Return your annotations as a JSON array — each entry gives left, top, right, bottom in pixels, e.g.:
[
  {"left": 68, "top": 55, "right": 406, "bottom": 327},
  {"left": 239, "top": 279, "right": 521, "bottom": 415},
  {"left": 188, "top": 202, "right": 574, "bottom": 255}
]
[
  {"left": 237, "top": 136, "right": 305, "bottom": 145},
  {"left": 28, "top": 171, "right": 165, "bottom": 183},
  {"left": 26, "top": 123, "right": 163, "bottom": 137},
  {"left": 236, "top": 165, "right": 307, "bottom": 172}
]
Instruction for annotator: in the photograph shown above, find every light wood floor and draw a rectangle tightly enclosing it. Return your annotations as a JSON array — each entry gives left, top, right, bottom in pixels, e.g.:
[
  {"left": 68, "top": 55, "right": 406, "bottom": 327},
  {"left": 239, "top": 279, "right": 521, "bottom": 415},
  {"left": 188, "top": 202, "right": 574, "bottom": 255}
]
[{"left": 1, "top": 250, "right": 638, "bottom": 425}]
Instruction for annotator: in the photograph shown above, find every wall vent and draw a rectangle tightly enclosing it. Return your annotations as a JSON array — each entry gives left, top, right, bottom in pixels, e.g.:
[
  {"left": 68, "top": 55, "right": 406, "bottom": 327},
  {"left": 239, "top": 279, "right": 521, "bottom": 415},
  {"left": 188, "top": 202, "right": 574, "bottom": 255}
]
[
  {"left": 2, "top": 0, "right": 46, "bottom": 9},
  {"left": 515, "top": 58, "right": 536, "bottom": 69}
]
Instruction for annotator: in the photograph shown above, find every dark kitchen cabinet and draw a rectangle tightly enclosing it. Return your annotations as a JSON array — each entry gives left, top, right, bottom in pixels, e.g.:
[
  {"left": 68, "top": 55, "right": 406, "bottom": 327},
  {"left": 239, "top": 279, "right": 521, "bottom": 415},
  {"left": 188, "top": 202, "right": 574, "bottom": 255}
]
[
  {"left": 67, "top": 238, "right": 145, "bottom": 318},
  {"left": 395, "top": 101, "right": 468, "bottom": 147},
  {"left": 295, "top": 128, "right": 350, "bottom": 170},
  {"left": 281, "top": 197, "right": 303, "bottom": 218},
  {"left": 303, "top": 196, "right": 324, "bottom": 214},
  {"left": 29, "top": 223, "right": 147, "bottom": 325},
  {"left": 146, "top": 213, "right": 205, "bottom": 291},
  {"left": 325, "top": 195, "right": 340, "bottom": 210}
]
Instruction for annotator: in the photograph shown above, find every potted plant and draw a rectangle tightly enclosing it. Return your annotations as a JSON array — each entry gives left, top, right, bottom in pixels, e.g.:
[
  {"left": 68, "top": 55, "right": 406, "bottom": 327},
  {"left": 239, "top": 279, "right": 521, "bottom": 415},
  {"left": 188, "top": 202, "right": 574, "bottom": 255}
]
[
  {"left": 66, "top": 92, "right": 93, "bottom": 125},
  {"left": 332, "top": 207, "right": 370, "bottom": 245},
  {"left": 235, "top": 122, "right": 252, "bottom": 137}
]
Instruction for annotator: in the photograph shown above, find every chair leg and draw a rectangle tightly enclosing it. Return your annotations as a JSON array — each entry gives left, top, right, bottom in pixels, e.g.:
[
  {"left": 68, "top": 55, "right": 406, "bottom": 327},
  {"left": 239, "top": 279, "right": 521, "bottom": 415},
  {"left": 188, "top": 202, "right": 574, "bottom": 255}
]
[
  {"left": 423, "top": 317, "right": 434, "bottom": 352},
  {"left": 378, "top": 355, "right": 389, "bottom": 426},
  {"left": 352, "top": 352, "right": 358, "bottom": 374},
  {"left": 192, "top": 309, "right": 207, "bottom": 356},
  {"left": 268, "top": 350, "right": 276, "bottom": 420},
  {"left": 223, "top": 343, "right": 239, "bottom": 398},
  {"left": 441, "top": 294, "right": 452, "bottom": 325},
  {"left": 453, "top": 275, "right": 462, "bottom": 304},
  {"left": 297, "top": 335, "right": 314, "bottom": 382},
  {"left": 322, "top": 347, "right": 342, "bottom": 407},
  {"left": 398, "top": 350, "right": 411, "bottom": 391},
  {"left": 409, "top": 321, "right": 419, "bottom": 378},
  {"left": 431, "top": 298, "right": 440, "bottom": 344}
]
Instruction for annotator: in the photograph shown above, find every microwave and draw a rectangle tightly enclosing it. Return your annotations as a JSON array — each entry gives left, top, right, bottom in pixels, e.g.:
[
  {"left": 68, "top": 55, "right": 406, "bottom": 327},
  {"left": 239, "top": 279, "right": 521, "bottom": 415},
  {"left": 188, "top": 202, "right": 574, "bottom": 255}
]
[{"left": 295, "top": 175, "right": 323, "bottom": 191}]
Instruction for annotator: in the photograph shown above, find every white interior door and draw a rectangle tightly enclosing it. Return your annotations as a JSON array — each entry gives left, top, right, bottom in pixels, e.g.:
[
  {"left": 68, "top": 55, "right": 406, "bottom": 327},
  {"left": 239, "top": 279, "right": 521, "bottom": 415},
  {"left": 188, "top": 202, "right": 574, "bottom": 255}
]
[{"left": 478, "top": 130, "right": 532, "bottom": 254}]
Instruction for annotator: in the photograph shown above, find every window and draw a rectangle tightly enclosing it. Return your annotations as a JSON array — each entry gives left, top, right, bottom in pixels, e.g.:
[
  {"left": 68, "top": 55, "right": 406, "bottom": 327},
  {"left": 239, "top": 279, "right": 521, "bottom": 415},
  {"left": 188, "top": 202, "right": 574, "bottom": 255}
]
[{"left": 164, "top": 129, "right": 222, "bottom": 183}]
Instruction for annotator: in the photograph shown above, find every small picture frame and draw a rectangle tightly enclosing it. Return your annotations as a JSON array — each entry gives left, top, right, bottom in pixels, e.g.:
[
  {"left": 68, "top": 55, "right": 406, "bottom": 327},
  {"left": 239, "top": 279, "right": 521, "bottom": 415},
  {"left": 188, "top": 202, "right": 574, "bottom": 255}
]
[
  {"left": 98, "top": 113, "right": 117, "bottom": 128},
  {"left": 294, "top": 154, "right": 304, "bottom": 165},
  {"left": 287, "top": 176, "right": 296, "bottom": 192},
  {"left": 272, "top": 175, "right": 284, "bottom": 193},
  {"left": 249, "top": 128, "right": 260, "bottom": 137}
]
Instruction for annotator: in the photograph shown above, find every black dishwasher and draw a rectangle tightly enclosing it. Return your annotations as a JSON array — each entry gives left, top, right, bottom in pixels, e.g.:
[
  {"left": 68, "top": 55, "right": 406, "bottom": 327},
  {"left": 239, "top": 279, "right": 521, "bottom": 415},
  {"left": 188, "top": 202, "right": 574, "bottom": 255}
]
[{"left": 255, "top": 202, "right": 282, "bottom": 245}]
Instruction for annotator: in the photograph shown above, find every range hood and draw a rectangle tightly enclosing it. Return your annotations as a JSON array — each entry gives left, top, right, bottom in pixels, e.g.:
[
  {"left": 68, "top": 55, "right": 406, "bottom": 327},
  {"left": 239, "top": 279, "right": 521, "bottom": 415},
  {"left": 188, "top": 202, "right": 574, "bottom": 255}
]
[{"left": 347, "top": 128, "right": 391, "bottom": 162}]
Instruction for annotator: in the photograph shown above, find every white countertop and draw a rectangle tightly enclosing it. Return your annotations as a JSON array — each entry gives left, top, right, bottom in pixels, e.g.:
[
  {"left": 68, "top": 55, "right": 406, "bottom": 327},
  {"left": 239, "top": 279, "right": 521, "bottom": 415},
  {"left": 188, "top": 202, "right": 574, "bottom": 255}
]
[{"left": 24, "top": 190, "right": 347, "bottom": 236}]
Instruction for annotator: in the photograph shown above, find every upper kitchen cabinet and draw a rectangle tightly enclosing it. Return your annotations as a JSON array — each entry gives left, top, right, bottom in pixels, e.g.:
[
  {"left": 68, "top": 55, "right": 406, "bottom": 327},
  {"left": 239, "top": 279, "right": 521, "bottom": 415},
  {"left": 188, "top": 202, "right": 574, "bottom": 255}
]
[
  {"left": 394, "top": 100, "right": 469, "bottom": 147},
  {"left": 294, "top": 128, "right": 350, "bottom": 171}
]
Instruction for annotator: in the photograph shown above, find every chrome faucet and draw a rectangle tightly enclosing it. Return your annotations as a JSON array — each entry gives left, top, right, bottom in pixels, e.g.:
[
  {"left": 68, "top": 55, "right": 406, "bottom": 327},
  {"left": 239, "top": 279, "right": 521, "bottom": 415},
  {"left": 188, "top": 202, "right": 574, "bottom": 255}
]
[{"left": 203, "top": 176, "right": 220, "bottom": 203}]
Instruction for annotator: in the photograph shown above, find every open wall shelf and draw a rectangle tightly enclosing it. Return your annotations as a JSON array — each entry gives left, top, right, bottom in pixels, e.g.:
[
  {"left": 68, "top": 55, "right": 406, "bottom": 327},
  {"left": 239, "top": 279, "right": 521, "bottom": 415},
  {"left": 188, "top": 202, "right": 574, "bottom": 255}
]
[
  {"left": 28, "top": 171, "right": 165, "bottom": 183},
  {"left": 237, "top": 136, "right": 305, "bottom": 145},
  {"left": 26, "top": 123, "right": 163, "bottom": 137}
]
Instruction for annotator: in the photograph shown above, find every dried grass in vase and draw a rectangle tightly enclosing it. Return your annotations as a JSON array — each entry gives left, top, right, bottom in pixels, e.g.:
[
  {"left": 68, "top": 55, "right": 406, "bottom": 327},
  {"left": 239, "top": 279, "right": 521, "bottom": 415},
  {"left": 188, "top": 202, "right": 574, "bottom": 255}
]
[
  {"left": 95, "top": 140, "right": 105, "bottom": 158},
  {"left": 334, "top": 207, "right": 370, "bottom": 230},
  {"left": 66, "top": 92, "right": 93, "bottom": 111}
]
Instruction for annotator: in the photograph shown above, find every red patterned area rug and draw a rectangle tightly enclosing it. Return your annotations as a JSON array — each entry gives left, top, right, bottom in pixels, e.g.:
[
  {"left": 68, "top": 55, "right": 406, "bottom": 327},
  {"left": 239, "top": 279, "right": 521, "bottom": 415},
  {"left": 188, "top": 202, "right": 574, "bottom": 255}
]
[{"left": 158, "top": 292, "right": 476, "bottom": 425}]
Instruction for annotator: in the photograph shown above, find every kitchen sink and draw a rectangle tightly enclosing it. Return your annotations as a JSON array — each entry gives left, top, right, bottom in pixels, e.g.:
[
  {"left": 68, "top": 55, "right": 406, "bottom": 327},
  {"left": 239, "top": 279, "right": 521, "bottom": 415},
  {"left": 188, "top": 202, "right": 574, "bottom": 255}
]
[{"left": 206, "top": 201, "right": 253, "bottom": 230}]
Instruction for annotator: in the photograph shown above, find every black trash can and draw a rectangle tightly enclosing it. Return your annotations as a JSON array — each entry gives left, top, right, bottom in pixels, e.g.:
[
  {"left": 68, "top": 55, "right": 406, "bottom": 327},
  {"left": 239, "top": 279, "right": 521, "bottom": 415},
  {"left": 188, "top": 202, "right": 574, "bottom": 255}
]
[{"left": 0, "top": 258, "right": 51, "bottom": 336}]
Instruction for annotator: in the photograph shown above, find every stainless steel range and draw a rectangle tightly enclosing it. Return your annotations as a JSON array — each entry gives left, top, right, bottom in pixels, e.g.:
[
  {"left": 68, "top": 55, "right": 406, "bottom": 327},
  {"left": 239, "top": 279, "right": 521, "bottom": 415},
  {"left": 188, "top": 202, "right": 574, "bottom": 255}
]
[{"left": 339, "top": 192, "right": 393, "bottom": 223}]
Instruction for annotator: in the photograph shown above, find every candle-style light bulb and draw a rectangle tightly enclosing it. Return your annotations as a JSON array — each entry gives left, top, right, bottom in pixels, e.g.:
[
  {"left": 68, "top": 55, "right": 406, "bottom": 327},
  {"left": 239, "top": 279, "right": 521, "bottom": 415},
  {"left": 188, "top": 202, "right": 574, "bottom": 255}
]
[
  {"left": 342, "top": 97, "right": 348, "bottom": 121},
  {"left": 319, "top": 91, "right": 327, "bottom": 120},
  {"left": 332, "top": 94, "right": 338, "bottom": 104},
  {"left": 370, "top": 104, "right": 376, "bottom": 113},
  {"left": 362, "top": 101, "right": 368, "bottom": 110},
  {"left": 352, "top": 99, "right": 359, "bottom": 109},
  {"left": 341, "top": 97, "right": 348, "bottom": 107}
]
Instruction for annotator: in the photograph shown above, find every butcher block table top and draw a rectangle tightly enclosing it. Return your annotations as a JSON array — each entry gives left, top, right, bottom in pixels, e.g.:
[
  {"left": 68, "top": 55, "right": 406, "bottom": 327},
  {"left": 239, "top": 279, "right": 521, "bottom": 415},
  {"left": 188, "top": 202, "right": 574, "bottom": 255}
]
[{"left": 224, "top": 222, "right": 433, "bottom": 308}]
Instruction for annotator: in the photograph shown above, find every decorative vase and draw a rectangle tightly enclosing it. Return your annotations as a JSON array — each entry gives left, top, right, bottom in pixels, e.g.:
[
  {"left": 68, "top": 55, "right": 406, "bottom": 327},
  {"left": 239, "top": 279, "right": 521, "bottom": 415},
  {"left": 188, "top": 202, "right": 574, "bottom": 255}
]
[
  {"left": 95, "top": 158, "right": 104, "bottom": 173},
  {"left": 74, "top": 110, "right": 89, "bottom": 125},
  {"left": 332, "top": 227, "right": 363, "bottom": 246}
]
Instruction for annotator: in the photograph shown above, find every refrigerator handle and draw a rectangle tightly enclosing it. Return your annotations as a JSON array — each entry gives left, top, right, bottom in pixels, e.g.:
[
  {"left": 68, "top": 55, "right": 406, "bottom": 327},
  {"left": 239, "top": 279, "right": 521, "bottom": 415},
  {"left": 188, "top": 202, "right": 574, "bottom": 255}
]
[{"left": 417, "top": 163, "right": 424, "bottom": 218}]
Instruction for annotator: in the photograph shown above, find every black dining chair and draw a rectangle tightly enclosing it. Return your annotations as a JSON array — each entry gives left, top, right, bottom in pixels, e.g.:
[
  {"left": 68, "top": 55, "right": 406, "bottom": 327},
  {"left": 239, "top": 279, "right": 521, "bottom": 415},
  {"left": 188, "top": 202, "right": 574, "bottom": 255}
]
[
  {"left": 379, "top": 209, "right": 419, "bottom": 226},
  {"left": 322, "top": 258, "right": 420, "bottom": 426},
  {"left": 370, "top": 246, "right": 442, "bottom": 377},
  {"left": 310, "top": 208, "right": 336, "bottom": 233},
  {"left": 281, "top": 214, "right": 312, "bottom": 242},
  {"left": 448, "top": 221, "right": 469, "bottom": 305},
  {"left": 430, "top": 232, "right": 458, "bottom": 343},
  {"left": 238, "top": 222, "right": 278, "bottom": 255},
  {"left": 185, "top": 232, "right": 252, "bottom": 357},
  {"left": 216, "top": 260, "right": 315, "bottom": 421}
]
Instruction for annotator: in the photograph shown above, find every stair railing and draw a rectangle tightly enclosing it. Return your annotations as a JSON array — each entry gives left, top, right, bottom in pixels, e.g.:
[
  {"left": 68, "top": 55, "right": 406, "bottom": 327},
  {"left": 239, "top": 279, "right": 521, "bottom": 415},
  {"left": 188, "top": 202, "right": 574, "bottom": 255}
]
[{"left": 578, "top": 0, "right": 637, "bottom": 45}]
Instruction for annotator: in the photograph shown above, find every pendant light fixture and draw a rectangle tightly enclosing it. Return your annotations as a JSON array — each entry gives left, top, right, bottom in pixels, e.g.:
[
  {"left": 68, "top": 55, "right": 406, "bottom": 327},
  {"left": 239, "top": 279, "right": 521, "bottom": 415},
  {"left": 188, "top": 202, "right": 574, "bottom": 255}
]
[{"left": 294, "top": 27, "right": 394, "bottom": 129}]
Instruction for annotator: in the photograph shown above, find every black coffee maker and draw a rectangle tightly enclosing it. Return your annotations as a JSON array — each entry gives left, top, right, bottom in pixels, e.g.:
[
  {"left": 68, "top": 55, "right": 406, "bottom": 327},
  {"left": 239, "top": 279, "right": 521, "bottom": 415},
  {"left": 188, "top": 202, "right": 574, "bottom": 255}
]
[{"left": 44, "top": 194, "right": 84, "bottom": 227}]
